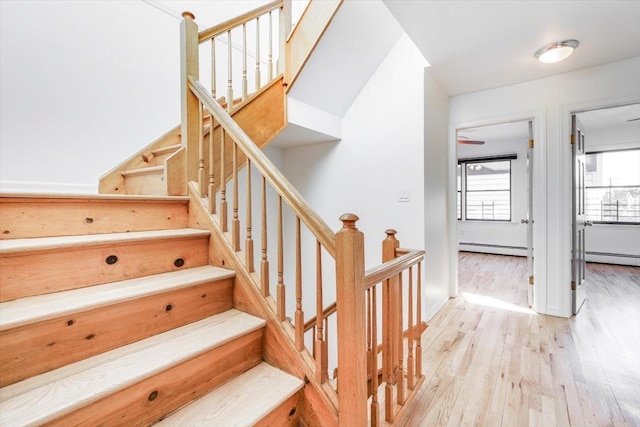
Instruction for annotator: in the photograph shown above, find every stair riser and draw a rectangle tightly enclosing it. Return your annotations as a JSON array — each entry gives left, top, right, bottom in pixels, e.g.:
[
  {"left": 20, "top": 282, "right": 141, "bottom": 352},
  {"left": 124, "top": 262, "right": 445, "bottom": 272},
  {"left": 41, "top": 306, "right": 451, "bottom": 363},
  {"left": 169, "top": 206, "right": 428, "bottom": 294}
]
[
  {"left": 0, "top": 200, "right": 188, "bottom": 240},
  {"left": 0, "top": 278, "right": 233, "bottom": 387},
  {"left": 124, "top": 172, "right": 166, "bottom": 195},
  {"left": 0, "top": 237, "right": 208, "bottom": 302},
  {"left": 45, "top": 329, "right": 264, "bottom": 427},
  {"left": 255, "top": 393, "right": 301, "bottom": 427}
]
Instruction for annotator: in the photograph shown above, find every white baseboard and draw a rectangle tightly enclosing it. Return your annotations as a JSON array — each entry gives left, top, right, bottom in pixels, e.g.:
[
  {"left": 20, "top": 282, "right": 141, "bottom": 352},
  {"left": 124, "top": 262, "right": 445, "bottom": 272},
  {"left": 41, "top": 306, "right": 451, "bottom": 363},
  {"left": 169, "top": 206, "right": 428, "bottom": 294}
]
[
  {"left": 459, "top": 243, "right": 527, "bottom": 257},
  {"left": 423, "top": 295, "right": 449, "bottom": 323},
  {"left": 0, "top": 180, "right": 98, "bottom": 195},
  {"left": 586, "top": 253, "right": 640, "bottom": 267}
]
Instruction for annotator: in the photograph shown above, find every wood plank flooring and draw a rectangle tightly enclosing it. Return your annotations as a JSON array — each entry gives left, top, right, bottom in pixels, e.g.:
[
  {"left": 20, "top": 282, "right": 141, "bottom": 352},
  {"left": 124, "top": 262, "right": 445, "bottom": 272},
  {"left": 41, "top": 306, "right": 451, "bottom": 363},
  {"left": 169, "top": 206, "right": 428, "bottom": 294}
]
[{"left": 404, "top": 252, "right": 640, "bottom": 427}]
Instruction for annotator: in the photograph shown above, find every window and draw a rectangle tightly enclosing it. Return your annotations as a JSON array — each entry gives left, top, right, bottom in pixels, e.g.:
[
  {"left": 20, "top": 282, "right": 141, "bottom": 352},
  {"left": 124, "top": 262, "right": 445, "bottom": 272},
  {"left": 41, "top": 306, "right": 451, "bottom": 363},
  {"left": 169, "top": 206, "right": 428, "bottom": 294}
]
[
  {"left": 585, "top": 148, "right": 640, "bottom": 224},
  {"left": 457, "top": 156, "right": 514, "bottom": 221}
]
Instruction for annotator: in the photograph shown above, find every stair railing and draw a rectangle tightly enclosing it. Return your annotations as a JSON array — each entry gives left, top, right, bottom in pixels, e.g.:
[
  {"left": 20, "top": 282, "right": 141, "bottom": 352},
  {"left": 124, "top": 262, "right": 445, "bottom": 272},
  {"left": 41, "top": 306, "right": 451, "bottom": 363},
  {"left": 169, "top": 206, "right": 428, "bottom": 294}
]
[{"left": 181, "top": 5, "right": 425, "bottom": 425}]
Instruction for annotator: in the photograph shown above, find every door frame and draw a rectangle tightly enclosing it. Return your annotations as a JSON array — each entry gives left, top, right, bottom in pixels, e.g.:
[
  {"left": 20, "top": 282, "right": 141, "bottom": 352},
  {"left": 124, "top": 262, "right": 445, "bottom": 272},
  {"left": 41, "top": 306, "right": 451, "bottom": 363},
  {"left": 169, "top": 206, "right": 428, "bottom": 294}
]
[
  {"left": 560, "top": 96, "right": 640, "bottom": 316},
  {"left": 448, "top": 109, "right": 546, "bottom": 312}
]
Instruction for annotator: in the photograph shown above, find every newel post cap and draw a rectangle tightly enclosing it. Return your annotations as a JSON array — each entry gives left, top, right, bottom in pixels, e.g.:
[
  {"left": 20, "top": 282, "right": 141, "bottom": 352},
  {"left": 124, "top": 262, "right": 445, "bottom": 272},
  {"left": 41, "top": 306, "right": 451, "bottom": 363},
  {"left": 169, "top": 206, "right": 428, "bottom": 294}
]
[
  {"left": 182, "top": 11, "right": 196, "bottom": 20},
  {"left": 339, "top": 213, "right": 359, "bottom": 230},
  {"left": 384, "top": 229, "right": 397, "bottom": 239}
]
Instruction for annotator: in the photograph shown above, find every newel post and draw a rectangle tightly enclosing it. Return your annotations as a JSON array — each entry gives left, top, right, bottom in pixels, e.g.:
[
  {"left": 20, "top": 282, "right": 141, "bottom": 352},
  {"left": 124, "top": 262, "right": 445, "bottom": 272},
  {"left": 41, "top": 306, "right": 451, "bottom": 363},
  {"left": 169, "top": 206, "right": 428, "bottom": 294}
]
[
  {"left": 180, "top": 11, "right": 200, "bottom": 184},
  {"left": 335, "top": 213, "right": 367, "bottom": 426}
]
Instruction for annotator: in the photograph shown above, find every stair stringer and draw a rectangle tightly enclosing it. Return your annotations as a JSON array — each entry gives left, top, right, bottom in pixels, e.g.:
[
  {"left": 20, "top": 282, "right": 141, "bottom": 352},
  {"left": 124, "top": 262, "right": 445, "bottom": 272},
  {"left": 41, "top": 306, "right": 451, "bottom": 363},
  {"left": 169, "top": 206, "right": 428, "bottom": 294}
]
[{"left": 187, "top": 182, "right": 338, "bottom": 427}]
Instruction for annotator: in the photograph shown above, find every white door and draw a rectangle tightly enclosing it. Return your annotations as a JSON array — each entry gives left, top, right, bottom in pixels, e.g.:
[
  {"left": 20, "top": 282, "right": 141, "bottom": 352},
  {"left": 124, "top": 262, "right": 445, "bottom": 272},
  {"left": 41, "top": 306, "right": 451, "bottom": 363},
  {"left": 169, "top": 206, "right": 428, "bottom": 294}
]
[
  {"left": 572, "top": 114, "right": 589, "bottom": 314},
  {"left": 525, "top": 120, "right": 534, "bottom": 307}
]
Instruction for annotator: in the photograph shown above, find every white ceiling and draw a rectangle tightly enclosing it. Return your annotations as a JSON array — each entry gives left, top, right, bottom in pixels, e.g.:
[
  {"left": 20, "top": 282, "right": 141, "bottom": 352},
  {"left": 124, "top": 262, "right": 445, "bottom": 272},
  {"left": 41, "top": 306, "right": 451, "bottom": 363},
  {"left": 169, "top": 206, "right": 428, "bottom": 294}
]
[
  {"left": 289, "top": 0, "right": 403, "bottom": 117},
  {"left": 383, "top": 0, "right": 640, "bottom": 96}
]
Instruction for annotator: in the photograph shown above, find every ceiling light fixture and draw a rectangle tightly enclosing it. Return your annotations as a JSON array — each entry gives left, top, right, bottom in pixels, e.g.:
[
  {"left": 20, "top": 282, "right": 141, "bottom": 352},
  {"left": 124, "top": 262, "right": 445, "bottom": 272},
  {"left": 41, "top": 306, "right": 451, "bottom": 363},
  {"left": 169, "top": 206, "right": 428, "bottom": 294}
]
[{"left": 534, "top": 39, "right": 579, "bottom": 63}]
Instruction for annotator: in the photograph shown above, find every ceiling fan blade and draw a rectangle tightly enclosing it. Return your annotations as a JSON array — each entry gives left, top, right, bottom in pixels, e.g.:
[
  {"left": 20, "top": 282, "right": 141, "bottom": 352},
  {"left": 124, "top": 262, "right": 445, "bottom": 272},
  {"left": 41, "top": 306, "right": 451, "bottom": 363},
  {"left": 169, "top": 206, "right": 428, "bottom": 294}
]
[
  {"left": 457, "top": 140, "right": 485, "bottom": 145},
  {"left": 627, "top": 117, "right": 640, "bottom": 122}
]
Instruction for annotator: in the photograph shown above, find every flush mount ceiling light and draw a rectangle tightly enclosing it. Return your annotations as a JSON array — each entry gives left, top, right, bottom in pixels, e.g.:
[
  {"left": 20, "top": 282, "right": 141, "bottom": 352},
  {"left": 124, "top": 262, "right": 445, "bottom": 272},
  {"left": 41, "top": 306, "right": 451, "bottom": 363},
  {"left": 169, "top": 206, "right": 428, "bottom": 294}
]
[{"left": 534, "top": 39, "right": 580, "bottom": 63}]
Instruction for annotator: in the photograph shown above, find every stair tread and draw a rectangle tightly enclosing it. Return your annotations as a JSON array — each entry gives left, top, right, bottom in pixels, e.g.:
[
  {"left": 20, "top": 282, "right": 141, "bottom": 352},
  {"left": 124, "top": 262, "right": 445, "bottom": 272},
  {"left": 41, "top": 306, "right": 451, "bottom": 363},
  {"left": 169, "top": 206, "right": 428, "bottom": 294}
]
[
  {"left": 121, "top": 165, "right": 165, "bottom": 178},
  {"left": 0, "top": 310, "right": 266, "bottom": 426},
  {"left": 156, "top": 362, "right": 304, "bottom": 427},
  {"left": 0, "top": 228, "right": 210, "bottom": 255},
  {"left": 150, "top": 144, "right": 182, "bottom": 156},
  {"left": 0, "top": 193, "right": 189, "bottom": 203},
  {"left": 0, "top": 265, "right": 235, "bottom": 331}
]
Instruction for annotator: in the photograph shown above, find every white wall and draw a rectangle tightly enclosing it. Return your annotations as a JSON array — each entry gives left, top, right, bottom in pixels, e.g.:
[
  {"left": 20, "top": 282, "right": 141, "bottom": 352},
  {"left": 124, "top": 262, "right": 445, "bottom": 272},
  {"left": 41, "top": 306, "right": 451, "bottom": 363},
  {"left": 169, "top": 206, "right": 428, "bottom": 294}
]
[
  {"left": 0, "top": 0, "right": 271, "bottom": 193},
  {"left": 281, "top": 33, "right": 427, "bottom": 306},
  {"left": 0, "top": 1, "right": 180, "bottom": 192},
  {"left": 582, "top": 123, "right": 640, "bottom": 266},
  {"left": 424, "top": 69, "right": 452, "bottom": 320},
  {"left": 457, "top": 135, "right": 529, "bottom": 256},
  {"left": 449, "top": 57, "right": 640, "bottom": 317}
]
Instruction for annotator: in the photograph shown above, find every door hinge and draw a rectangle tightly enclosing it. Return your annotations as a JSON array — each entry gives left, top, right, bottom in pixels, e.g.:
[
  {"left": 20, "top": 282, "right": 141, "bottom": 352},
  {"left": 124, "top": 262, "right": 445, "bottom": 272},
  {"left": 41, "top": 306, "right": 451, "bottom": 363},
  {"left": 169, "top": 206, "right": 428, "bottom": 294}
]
[
  {"left": 528, "top": 275, "right": 534, "bottom": 285},
  {"left": 529, "top": 139, "right": 534, "bottom": 149},
  {"left": 571, "top": 280, "right": 576, "bottom": 290},
  {"left": 570, "top": 134, "right": 576, "bottom": 145}
]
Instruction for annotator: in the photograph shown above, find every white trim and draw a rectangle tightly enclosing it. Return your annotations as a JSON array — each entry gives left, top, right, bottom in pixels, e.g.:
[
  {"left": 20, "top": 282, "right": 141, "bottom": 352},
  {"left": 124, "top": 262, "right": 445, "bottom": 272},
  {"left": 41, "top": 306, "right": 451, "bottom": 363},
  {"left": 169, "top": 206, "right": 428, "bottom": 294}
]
[
  {"left": 449, "top": 109, "right": 547, "bottom": 313},
  {"left": 0, "top": 181, "right": 99, "bottom": 195}
]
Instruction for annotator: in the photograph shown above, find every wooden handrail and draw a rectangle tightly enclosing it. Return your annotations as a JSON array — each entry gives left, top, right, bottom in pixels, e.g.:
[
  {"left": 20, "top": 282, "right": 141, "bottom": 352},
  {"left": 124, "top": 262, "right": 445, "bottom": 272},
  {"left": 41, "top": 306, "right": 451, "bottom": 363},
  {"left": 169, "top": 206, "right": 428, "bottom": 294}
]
[
  {"left": 188, "top": 76, "right": 336, "bottom": 257},
  {"left": 198, "top": 0, "right": 284, "bottom": 43},
  {"left": 303, "top": 301, "right": 336, "bottom": 332},
  {"left": 364, "top": 249, "right": 425, "bottom": 289}
]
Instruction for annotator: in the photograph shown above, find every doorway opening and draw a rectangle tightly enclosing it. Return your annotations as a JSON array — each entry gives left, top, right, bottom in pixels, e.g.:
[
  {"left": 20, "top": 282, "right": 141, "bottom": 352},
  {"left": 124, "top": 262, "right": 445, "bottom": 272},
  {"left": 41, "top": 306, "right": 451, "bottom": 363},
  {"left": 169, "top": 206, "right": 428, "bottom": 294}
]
[
  {"left": 455, "top": 119, "right": 534, "bottom": 310},
  {"left": 571, "top": 103, "right": 640, "bottom": 314}
]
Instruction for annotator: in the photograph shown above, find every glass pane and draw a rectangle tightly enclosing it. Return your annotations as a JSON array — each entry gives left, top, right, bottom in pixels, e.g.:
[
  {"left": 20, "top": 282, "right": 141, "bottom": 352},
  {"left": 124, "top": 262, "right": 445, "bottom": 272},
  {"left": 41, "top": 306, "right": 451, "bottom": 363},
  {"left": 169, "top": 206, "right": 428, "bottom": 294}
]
[
  {"left": 586, "top": 149, "right": 640, "bottom": 187},
  {"left": 466, "top": 160, "right": 510, "bottom": 191},
  {"left": 586, "top": 149, "right": 640, "bottom": 223},
  {"left": 466, "top": 191, "right": 511, "bottom": 221}
]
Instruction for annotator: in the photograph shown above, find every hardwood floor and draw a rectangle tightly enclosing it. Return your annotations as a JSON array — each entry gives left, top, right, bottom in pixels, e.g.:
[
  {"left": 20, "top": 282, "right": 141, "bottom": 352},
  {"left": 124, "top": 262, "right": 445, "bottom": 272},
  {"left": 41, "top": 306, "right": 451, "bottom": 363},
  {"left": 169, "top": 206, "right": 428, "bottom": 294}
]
[{"left": 404, "top": 252, "right": 640, "bottom": 427}]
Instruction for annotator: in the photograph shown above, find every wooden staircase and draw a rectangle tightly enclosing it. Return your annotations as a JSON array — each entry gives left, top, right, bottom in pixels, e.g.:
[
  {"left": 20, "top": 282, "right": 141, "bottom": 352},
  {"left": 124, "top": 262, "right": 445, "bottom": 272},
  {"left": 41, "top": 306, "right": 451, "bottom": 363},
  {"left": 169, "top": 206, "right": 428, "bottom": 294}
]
[
  {"left": 1, "top": 2, "right": 429, "bottom": 425},
  {"left": 0, "top": 194, "right": 304, "bottom": 426}
]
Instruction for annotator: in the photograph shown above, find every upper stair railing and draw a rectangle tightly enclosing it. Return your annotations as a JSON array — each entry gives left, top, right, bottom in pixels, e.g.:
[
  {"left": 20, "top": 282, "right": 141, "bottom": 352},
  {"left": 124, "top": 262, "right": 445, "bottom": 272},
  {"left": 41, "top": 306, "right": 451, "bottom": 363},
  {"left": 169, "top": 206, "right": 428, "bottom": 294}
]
[{"left": 180, "top": 3, "right": 425, "bottom": 425}]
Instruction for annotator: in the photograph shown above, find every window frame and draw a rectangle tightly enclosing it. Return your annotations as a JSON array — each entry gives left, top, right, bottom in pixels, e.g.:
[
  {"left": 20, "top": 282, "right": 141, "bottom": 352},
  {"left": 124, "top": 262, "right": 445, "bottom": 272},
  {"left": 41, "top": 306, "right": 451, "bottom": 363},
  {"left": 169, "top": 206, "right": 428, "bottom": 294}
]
[
  {"left": 585, "top": 148, "right": 640, "bottom": 225},
  {"left": 457, "top": 154, "right": 516, "bottom": 222}
]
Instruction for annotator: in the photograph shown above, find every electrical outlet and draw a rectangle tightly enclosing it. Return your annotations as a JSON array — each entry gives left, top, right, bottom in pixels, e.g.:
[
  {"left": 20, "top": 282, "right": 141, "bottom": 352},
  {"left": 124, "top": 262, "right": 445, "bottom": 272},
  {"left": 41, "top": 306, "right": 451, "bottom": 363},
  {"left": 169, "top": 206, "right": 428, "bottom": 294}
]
[{"left": 398, "top": 190, "right": 411, "bottom": 202}]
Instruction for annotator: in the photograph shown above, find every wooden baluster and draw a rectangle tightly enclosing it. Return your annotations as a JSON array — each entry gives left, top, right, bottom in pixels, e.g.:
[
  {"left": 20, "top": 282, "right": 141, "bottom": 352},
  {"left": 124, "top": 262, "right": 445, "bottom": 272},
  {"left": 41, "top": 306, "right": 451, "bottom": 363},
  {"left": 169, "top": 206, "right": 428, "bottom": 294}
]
[
  {"left": 227, "top": 29, "right": 233, "bottom": 112},
  {"left": 315, "top": 240, "right": 327, "bottom": 382},
  {"left": 367, "top": 288, "right": 372, "bottom": 395},
  {"left": 268, "top": 11, "right": 273, "bottom": 81},
  {"left": 407, "top": 266, "right": 415, "bottom": 390},
  {"left": 371, "top": 285, "right": 380, "bottom": 427},
  {"left": 255, "top": 15, "right": 261, "bottom": 91},
  {"left": 232, "top": 141, "right": 240, "bottom": 251},
  {"left": 260, "top": 176, "right": 270, "bottom": 296},
  {"left": 219, "top": 129, "right": 227, "bottom": 232},
  {"left": 242, "top": 23, "right": 247, "bottom": 101},
  {"left": 416, "top": 261, "right": 423, "bottom": 379},
  {"left": 211, "top": 37, "right": 216, "bottom": 99},
  {"left": 208, "top": 116, "right": 216, "bottom": 214},
  {"left": 335, "top": 213, "right": 367, "bottom": 426},
  {"left": 198, "top": 102, "right": 205, "bottom": 197},
  {"left": 180, "top": 11, "right": 200, "bottom": 184},
  {"left": 382, "top": 229, "right": 399, "bottom": 422},
  {"left": 277, "top": 196, "right": 285, "bottom": 321},
  {"left": 324, "top": 315, "right": 330, "bottom": 381},
  {"left": 245, "top": 160, "right": 254, "bottom": 271},
  {"left": 396, "top": 270, "right": 404, "bottom": 405},
  {"left": 279, "top": 1, "right": 291, "bottom": 75},
  {"left": 295, "top": 217, "right": 304, "bottom": 351}
]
